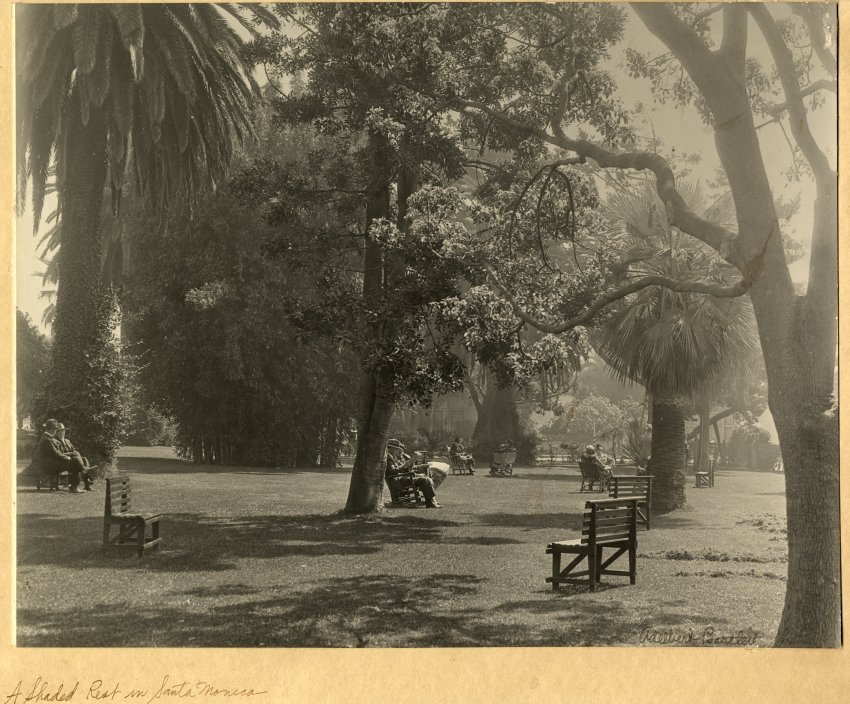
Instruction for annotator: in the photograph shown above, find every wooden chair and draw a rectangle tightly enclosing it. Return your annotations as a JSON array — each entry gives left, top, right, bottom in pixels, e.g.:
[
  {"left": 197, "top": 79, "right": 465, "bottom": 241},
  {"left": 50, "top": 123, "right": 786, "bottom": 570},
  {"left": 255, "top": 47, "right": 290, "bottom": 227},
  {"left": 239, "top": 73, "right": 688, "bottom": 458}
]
[
  {"left": 608, "top": 475, "right": 653, "bottom": 530},
  {"left": 446, "top": 446, "right": 474, "bottom": 475},
  {"left": 490, "top": 450, "right": 517, "bottom": 477},
  {"left": 103, "top": 476, "right": 162, "bottom": 557},
  {"left": 695, "top": 458, "right": 715, "bottom": 488},
  {"left": 578, "top": 457, "right": 608, "bottom": 492},
  {"left": 546, "top": 498, "right": 638, "bottom": 592},
  {"left": 385, "top": 470, "right": 424, "bottom": 506}
]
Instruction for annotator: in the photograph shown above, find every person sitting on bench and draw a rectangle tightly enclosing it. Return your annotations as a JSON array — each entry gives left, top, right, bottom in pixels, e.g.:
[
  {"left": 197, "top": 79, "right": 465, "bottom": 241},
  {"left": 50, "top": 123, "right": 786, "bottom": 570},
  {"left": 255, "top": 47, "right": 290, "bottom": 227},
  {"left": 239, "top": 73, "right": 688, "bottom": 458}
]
[
  {"left": 583, "top": 444, "right": 613, "bottom": 487},
  {"left": 450, "top": 437, "right": 475, "bottom": 474},
  {"left": 56, "top": 423, "right": 96, "bottom": 491},
  {"left": 38, "top": 419, "right": 93, "bottom": 493},
  {"left": 386, "top": 438, "right": 441, "bottom": 508}
]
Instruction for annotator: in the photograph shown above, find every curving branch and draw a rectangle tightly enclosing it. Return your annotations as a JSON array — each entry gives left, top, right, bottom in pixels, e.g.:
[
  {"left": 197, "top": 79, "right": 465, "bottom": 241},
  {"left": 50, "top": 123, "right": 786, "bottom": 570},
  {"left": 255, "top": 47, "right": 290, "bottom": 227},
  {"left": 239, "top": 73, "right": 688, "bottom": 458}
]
[
  {"left": 766, "top": 79, "right": 837, "bottom": 117},
  {"left": 790, "top": 4, "right": 837, "bottom": 77},
  {"left": 485, "top": 265, "right": 750, "bottom": 335},
  {"left": 750, "top": 5, "right": 833, "bottom": 186},
  {"left": 454, "top": 97, "right": 742, "bottom": 269}
]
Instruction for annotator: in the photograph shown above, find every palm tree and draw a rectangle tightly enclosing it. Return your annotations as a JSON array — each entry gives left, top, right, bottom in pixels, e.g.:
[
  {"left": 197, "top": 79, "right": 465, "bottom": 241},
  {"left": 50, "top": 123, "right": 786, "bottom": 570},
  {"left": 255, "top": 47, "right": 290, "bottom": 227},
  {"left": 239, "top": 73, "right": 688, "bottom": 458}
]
[
  {"left": 16, "top": 4, "right": 278, "bottom": 465},
  {"left": 593, "top": 180, "right": 756, "bottom": 512}
]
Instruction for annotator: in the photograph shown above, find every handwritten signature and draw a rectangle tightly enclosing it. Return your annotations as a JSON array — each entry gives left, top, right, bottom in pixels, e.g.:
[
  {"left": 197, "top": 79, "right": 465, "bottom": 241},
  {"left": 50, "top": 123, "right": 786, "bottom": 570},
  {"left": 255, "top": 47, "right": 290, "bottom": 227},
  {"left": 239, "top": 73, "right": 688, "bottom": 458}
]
[
  {"left": 3, "top": 676, "right": 268, "bottom": 704},
  {"left": 638, "top": 624, "right": 762, "bottom": 646}
]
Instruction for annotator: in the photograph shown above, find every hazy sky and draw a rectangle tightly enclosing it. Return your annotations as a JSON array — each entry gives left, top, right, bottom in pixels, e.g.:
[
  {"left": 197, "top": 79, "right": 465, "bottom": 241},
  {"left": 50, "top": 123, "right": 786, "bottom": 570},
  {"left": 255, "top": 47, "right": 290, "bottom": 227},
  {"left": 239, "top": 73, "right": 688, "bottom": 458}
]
[{"left": 15, "top": 3, "right": 836, "bottom": 330}]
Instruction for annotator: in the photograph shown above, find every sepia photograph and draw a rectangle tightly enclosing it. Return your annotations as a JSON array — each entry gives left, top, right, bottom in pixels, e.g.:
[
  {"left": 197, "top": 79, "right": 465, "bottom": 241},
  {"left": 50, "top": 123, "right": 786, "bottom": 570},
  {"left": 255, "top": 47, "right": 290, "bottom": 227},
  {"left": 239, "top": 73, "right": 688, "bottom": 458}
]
[{"left": 10, "top": 0, "right": 841, "bottom": 667}]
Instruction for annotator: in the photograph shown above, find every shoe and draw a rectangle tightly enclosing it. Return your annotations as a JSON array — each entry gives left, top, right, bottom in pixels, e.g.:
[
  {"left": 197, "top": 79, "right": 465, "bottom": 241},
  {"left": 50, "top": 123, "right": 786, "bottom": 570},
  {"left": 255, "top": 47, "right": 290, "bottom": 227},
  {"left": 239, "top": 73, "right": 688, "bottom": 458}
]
[
  {"left": 69, "top": 487, "right": 84, "bottom": 494},
  {"left": 84, "top": 486, "right": 94, "bottom": 491},
  {"left": 425, "top": 501, "right": 442, "bottom": 508}
]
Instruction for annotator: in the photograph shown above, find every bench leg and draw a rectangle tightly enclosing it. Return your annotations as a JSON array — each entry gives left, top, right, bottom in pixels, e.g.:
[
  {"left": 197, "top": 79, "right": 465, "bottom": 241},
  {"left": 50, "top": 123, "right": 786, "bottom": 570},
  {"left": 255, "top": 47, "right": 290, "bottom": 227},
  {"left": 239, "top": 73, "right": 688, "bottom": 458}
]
[
  {"left": 588, "top": 549, "right": 597, "bottom": 592},
  {"left": 629, "top": 544, "right": 637, "bottom": 585},
  {"left": 551, "top": 552, "right": 561, "bottom": 590},
  {"left": 152, "top": 521, "right": 160, "bottom": 553},
  {"left": 595, "top": 546, "right": 603, "bottom": 583}
]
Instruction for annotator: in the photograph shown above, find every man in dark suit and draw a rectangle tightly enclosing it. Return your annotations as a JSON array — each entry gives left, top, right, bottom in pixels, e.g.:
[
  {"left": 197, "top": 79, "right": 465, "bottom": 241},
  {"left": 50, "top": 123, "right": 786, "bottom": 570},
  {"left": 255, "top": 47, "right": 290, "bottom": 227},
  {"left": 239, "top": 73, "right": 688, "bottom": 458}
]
[
  {"left": 55, "top": 423, "right": 95, "bottom": 492},
  {"left": 38, "top": 419, "right": 92, "bottom": 493}
]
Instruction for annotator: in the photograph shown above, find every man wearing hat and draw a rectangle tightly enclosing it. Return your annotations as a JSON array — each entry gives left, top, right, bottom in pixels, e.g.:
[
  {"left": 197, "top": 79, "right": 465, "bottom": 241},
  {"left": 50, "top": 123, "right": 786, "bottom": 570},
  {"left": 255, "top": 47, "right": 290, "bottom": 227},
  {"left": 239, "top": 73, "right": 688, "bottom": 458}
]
[
  {"left": 386, "top": 439, "right": 441, "bottom": 508},
  {"left": 55, "top": 423, "right": 95, "bottom": 492},
  {"left": 582, "top": 444, "right": 613, "bottom": 491},
  {"left": 37, "top": 419, "right": 92, "bottom": 493}
]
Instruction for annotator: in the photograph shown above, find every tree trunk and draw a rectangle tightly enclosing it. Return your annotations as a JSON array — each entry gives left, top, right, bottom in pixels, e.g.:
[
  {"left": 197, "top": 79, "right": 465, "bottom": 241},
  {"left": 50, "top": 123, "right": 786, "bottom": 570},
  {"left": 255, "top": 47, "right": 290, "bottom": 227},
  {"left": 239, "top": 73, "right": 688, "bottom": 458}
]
[
  {"left": 646, "top": 396, "right": 686, "bottom": 513},
  {"left": 472, "top": 384, "right": 523, "bottom": 461},
  {"left": 42, "top": 96, "right": 121, "bottom": 469},
  {"left": 344, "top": 133, "right": 395, "bottom": 513}
]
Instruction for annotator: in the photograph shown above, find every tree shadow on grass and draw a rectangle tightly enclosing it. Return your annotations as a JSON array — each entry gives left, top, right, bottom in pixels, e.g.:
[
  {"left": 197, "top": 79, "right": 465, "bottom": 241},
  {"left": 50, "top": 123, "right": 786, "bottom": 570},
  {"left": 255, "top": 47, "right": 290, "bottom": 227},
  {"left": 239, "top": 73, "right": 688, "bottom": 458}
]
[
  {"left": 115, "top": 456, "right": 350, "bottom": 477},
  {"left": 474, "top": 511, "right": 584, "bottom": 531},
  {"left": 17, "top": 511, "right": 487, "bottom": 573},
  {"left": 17, "top": 571, "right": 647, "bottom": 648}
]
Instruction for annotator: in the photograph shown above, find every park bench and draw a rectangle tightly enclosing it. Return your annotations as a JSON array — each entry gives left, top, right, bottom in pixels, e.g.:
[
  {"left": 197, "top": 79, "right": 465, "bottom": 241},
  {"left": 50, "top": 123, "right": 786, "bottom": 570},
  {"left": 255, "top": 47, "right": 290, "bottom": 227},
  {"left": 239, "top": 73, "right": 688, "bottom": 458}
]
[
  {"left": 695, "top": 458, "right": 715, "bottom": 488},
  {"left": 578, "top": 456, "right": 609, "bottom": 493},
  {"left": 385, "top": 470, "right": 424, "bottom": 506},
  {"left": 35, "top": 465, "right": 70, "bottom": 491},
  {"left": 446, "top": 445, "right": 474, "bottom": 475},
  {"left": 489, "top": 449, "right": 516, "bottom": 477},
  {"left": 608, "top": 475, "right": 653, "bottom": 530},
  {"left": 103, "top": 476, "right": 162, "bottom": 557},
  {"left": 546, "top": 497, "right": 638, "bottom": 592}
]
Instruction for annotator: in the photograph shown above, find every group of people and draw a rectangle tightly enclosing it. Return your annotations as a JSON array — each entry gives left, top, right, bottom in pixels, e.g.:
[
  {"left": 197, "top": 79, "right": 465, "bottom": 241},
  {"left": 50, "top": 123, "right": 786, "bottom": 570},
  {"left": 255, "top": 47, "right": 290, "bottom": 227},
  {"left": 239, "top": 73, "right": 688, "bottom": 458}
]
[
  {"left": 581, "top": 442, "right": 615, "bottom": 486},
  {"left": 37, "top": 418, "right": 95, "bottom": 493}
]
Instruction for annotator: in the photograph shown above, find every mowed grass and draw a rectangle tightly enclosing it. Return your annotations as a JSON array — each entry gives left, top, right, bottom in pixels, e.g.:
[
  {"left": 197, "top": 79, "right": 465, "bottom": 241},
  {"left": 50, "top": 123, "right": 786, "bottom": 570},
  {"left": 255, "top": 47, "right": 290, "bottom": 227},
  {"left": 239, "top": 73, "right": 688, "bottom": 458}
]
[{"left": 16, "top": 448, "right": 788, "bottom": 647}]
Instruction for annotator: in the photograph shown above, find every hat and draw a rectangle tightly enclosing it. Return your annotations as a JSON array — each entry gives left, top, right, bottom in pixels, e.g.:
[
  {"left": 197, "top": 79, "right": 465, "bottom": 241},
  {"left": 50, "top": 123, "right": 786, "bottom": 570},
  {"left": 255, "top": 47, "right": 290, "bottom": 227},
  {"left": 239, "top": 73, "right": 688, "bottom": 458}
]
[
  {"left": 584, "top": 444, "right": 595, "bottom": 454},
  {"left": 43, "top": 419, "right": 59, "bottom": 431},
  {"left": 387, "top": 438, "right": 405, "bottom": 450},
  {"left": 56, "top": 423, "right": 66, "bottom": 430}
]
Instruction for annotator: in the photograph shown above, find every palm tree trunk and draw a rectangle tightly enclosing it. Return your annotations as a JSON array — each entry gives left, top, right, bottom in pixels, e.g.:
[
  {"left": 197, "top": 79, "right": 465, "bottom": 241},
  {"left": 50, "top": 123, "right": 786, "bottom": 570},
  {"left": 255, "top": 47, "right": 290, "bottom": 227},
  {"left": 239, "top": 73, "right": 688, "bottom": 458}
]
[
  {"left": 646, "top": 396, "right": 687, "bottom": 513},
  {"left": 44, "top": 99, "right": 121, "bottom": 469}
]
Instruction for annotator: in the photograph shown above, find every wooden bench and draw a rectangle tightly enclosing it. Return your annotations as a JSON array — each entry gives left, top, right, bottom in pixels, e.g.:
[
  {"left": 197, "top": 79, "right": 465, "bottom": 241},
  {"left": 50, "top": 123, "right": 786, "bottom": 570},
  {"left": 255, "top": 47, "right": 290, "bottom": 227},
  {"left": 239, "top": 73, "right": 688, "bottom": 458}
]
[
  {"left": 578, "top": 456, "right": 609, "bottom": 492},
  {"left": 608, "top": 475, "right": 653, "bottom": 530},
  {"left": 103, "top": 476, "right": 162, "bottom": 556},
  {"left": 695, "top": 458, "right": 715, "bottom": 488},
  {"left": 36, "top": 468, "right": 70, "bottom": 491},
  {"left": 489, "top": 450, "right": 516, "bottom": 477},
  {"left": 546, "top": 498, "right": 638, "bottom": 592},
  {"left": 385, "top": 471, "right": 424, "bottom": 506},
  {"left": 446, "top": 446, "right": 474, "bottom": 475}
]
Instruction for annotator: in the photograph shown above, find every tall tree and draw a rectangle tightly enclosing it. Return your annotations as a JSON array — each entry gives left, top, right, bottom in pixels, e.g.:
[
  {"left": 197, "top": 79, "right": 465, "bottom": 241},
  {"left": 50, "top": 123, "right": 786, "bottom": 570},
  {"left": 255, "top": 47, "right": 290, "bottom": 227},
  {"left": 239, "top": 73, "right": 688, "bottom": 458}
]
[
  {"left": 16, "top": 3, "right": 278, "bottom": 466},
  {"left": 16, "top": 310, "right": 51, "bottom": 427},
  {"left": 455, "top": 4, "right": 837, "bottom": 646}
]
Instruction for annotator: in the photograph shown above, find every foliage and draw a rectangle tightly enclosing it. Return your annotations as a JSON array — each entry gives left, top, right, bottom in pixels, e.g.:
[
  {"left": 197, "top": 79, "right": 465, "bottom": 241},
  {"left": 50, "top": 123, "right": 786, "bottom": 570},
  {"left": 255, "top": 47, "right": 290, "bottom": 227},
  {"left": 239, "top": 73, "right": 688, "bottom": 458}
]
[{"left": 16, "top": 309, "right": 51, "bottom": 426}]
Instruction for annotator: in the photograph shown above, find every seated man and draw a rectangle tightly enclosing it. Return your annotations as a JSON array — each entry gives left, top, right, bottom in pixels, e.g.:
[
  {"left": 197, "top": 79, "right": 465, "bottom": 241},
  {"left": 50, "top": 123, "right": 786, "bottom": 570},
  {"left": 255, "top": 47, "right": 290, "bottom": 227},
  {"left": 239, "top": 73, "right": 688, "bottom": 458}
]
[
  {"left": 38, "top": 419, "right": 92, "bottom": 493},
  {"left": 386, "top": 438, "right": 441, "bottom": 508},
  {"left": 489, "top": 439, "right": 516, "bottom": 475},
  {"left": 595, "top": 443, "right": 614, "bottom": 468},
  {"left": 449, "top": 437, "right": 475, "bottom": 474},
  {"left": 582, "top": 444, "right": 613, "bottom": 489}
]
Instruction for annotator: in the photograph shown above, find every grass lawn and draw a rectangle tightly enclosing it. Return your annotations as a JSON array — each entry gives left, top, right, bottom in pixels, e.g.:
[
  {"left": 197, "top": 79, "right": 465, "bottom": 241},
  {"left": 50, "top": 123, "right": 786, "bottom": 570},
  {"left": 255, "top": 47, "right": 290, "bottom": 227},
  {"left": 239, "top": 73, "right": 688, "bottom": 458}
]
[{"left": 16, "top": 448, "right": 788, "bottom": 647}]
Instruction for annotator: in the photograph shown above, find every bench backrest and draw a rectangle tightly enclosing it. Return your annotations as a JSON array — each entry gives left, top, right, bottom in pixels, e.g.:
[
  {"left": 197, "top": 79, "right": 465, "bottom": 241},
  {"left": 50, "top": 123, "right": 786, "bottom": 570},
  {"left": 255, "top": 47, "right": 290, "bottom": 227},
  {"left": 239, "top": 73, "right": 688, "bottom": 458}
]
[
  {"left": 493, "top": 450, "right": 517, "bottom": 465},
  {"left": 608, "top": 475, "right": 653, "bottom": 499},
  {"left": 579, "top": 456, "right": 605, "bottom": 480},
  {"left": 580, "top": 498, "right": 637, "bottom": 546},
  {"left": 105, "top": 476, "right": 132, "bottom": 516}
]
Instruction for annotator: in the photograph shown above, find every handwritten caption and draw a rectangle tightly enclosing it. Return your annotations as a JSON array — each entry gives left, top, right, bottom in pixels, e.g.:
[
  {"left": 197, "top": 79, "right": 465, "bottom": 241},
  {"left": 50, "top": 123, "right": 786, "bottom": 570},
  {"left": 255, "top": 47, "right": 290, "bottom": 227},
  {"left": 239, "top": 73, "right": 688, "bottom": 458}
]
[
  {"left": 638, "top": 624, "right": 762, "bottom": 646},
  {"left": 4, "top": 676, "right": 267, "bottom": 704}
]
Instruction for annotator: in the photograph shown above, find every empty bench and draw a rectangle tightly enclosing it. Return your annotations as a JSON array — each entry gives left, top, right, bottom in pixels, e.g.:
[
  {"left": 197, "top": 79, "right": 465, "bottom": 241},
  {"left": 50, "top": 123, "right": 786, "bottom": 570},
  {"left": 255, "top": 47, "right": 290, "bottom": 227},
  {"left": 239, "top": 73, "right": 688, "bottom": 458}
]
[
  {"left": 695, "top": 458, "right": 715, "bottom": 488},
  {"left": 103, "top": 476, "right": 162, "bottom": 556},
  {"left": 608, "top": 475, "right": 653, "bottom": 530},
  {"left": 546, "top": 498, "right": 638, "bottom": 592}
]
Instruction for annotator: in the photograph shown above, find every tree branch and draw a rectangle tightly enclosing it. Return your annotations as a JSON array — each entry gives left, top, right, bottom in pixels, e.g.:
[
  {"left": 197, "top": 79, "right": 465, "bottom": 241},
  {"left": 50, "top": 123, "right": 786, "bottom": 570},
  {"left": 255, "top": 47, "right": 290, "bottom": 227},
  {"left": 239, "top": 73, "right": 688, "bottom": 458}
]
[
  {"left": 720, "top": 4, "right": 748, "bottom": 69},
  {"left": 687, "top": 407, "right": 735, "bottom": 440},
  {"left": 485, "top": 265, "right": 750, "bottom": 335},
  {"left": 454, "top": 97, "right": 742, "bottom": 268},
  {"left": 750, "top": 5, "right": 833, "bottom": 186},
  {"left": 791, "top": 4, "right": 837, "bottom": 77},
  {"left": 766, "top": 79, "right": 837, "bottom": 116}
]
